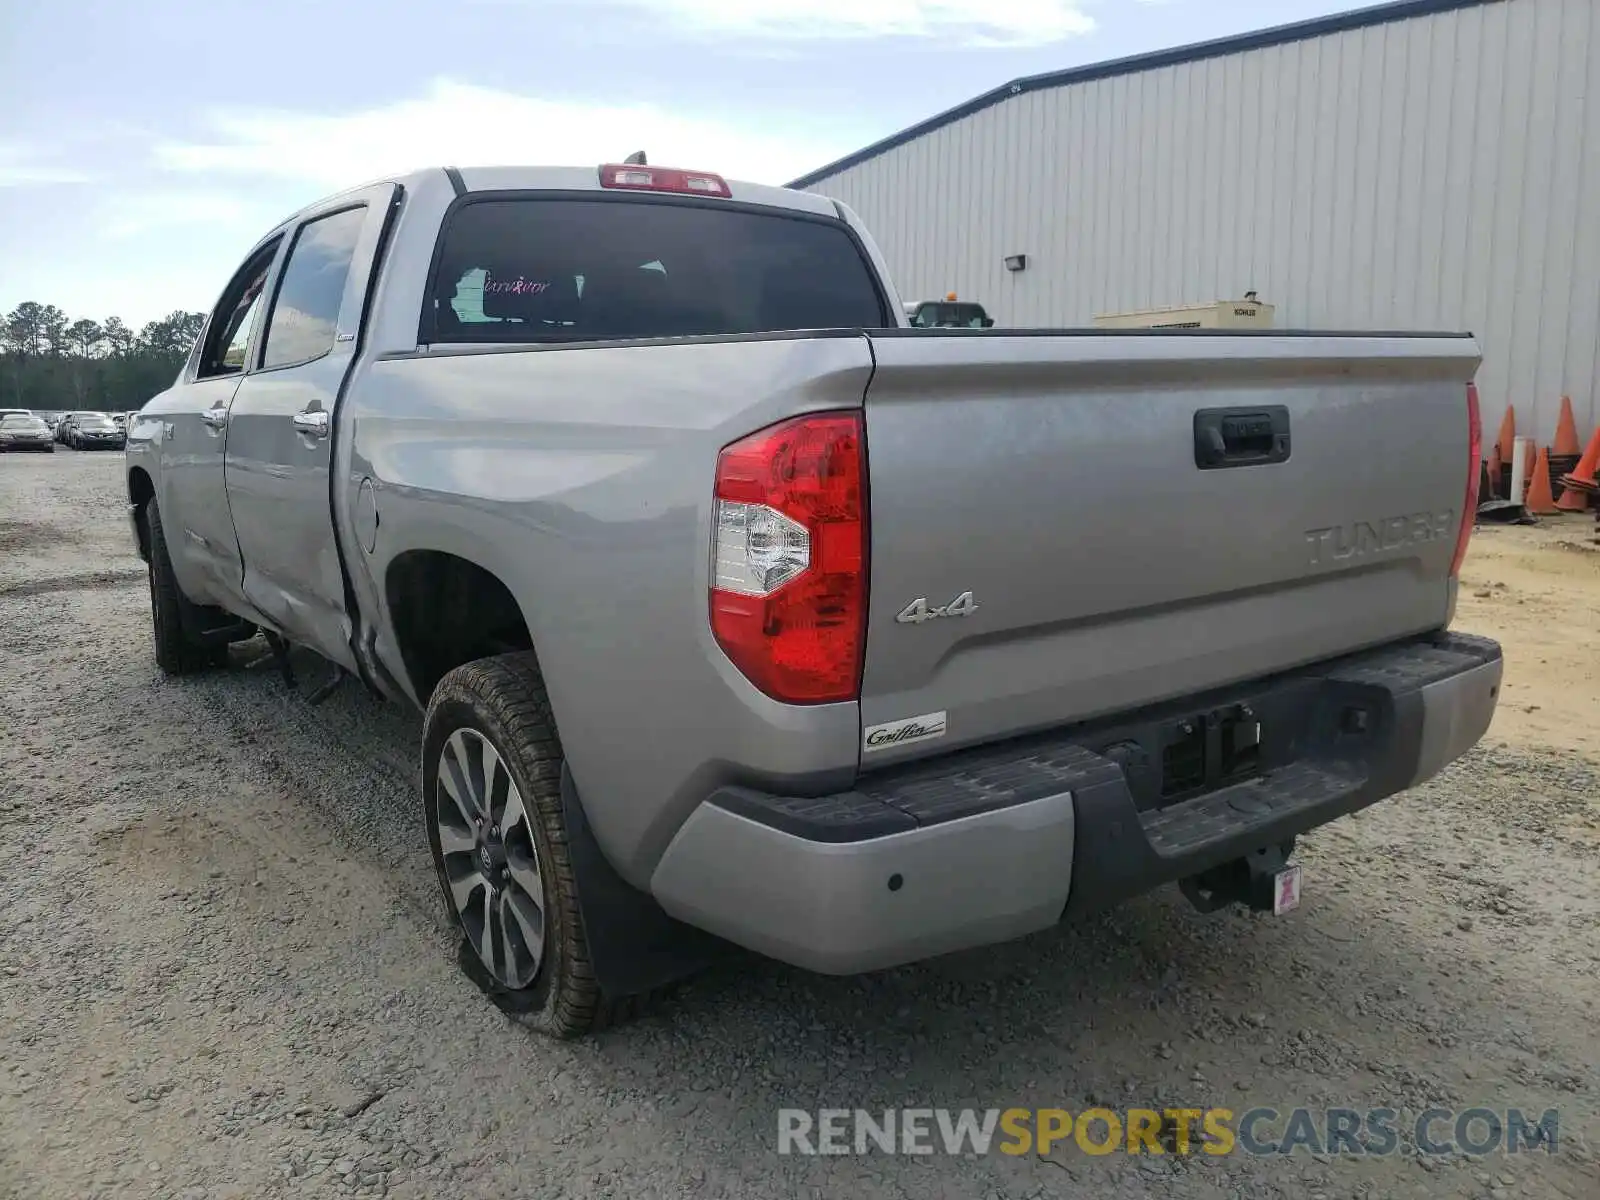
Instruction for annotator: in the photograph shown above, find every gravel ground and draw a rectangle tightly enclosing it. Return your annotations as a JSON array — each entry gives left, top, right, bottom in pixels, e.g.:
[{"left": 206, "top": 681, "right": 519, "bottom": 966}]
[{"left": 2, "top": 450, "right": 1597, "bottom": 1200}]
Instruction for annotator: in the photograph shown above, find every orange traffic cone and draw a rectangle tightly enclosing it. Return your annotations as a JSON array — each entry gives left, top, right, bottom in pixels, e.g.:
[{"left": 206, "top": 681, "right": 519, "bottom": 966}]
[
  {"left": 1555, "top": 481, "right": 1593, "bottom": 512},
  {"left": 1495, "top": 405, "right": 1516, "bottom": 464},
  {"left": 1553, "top": 396, "right": 1581, "bottom": 457},
  {"left": 1525, "top": 447, "right": 1559, "bottom": 515},
  {"left": 1556, "top": 425, "right": 1600, "bottom": 512}
]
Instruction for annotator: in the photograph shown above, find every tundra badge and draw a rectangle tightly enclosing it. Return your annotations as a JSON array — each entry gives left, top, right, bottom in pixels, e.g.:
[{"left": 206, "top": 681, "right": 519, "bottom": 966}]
[{"left": 1304, "top": 511, "right": 1454, "bottom": 566}]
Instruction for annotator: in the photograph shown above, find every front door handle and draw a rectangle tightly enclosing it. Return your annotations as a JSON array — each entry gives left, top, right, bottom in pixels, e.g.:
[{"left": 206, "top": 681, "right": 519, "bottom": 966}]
[
  {"left": 292, "top": 408, "right": 330, "bottom": 438},
  {"left": 201, "top": 405, "right": 227, "bottom": 429}
]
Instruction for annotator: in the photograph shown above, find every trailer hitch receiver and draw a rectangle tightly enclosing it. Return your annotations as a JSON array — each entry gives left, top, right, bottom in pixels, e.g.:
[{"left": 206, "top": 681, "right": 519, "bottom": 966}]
[{"left": 1179, "top": 839, "right": 1300, "bottom": 914}]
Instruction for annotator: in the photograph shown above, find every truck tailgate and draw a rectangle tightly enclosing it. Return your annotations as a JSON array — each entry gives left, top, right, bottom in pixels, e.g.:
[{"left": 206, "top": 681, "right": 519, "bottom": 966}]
[{"left": 858, "top": 331, "right": 1480, "bottom": 762}]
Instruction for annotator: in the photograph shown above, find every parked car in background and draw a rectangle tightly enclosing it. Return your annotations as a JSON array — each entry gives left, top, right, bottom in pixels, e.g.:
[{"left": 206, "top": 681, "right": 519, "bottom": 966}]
[
  {"left": 0, "top": 413, "right": 55, "bottom": 452},
  {"left": 55, "top": 412, "right": 100, "bottom": 444},
  {"left": 127, "top": 160, "right": 1501, "bottom": 1038},
  {"left": 906, "top": 297, "right": 995, "bottom": 328},
  {"left": 67, "top": 412, "right": 125, "bottom": 450},
  {"left": 1, "top": 407, "right": 32, "bottom": 418}
]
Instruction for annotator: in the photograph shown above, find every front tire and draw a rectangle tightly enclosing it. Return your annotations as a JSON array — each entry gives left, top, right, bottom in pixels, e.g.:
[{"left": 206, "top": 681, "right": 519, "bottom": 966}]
[
  {"left": 422, "top": 653, "right": 635, "bottom": 1038},
  {"left": 144, "top": 498, "right": 218, "bottom": 676}
]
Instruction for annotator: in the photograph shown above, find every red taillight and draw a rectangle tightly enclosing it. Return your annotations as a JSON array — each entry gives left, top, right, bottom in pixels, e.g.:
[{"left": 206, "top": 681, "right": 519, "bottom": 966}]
[
  {"left": 710, "top": 412, "right": 866, "bottom": 704},
  {"left": 1450, "top": 381, "right": 1482, "bottom": 578},
  {"left": 598, "top": 163, "right": 731, "bottom": 198}
]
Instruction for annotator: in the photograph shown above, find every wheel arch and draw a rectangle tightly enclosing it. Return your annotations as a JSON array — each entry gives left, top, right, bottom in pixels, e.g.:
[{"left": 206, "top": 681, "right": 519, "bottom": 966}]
[
  {"left": 127, "top": 466, "right": 155, "bottom": 562},
  {"left": 384, "top": 548, "right": 540, "bottom": 707}
]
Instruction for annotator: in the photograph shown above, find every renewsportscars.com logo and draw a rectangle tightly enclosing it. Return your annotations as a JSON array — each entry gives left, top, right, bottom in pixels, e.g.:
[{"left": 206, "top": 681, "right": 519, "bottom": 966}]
[{"left": 776, "top": 1107, "right": 1562, "bottom": 1158}]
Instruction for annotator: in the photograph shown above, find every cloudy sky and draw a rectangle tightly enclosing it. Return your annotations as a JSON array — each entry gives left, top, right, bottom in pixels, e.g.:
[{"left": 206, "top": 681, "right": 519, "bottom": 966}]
[{"left": 1, "top": 0, "right": 1358, "bottom": 329}]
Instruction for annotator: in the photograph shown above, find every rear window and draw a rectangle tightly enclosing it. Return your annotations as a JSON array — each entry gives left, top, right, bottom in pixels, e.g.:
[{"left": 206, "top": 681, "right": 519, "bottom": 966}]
[{"left": 424, "top": 197, "right": 888, "bottom": 343}]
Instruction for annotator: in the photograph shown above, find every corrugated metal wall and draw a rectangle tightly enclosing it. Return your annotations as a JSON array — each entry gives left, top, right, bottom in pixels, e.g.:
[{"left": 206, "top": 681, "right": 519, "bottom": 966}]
[{"left": 806, "top": 0, "right": 1599, "bottom": 443}]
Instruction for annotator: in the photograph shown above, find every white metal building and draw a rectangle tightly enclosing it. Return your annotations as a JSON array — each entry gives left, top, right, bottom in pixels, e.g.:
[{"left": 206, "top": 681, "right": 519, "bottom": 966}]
[{"left": 791, "top": 0, "right": 1600, "bottom": 442}]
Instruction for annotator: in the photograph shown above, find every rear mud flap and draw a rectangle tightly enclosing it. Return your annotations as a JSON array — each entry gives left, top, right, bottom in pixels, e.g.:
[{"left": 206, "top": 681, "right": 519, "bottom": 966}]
[{"left": 559, "top": 767, "right": 733, "bottom": 1000}]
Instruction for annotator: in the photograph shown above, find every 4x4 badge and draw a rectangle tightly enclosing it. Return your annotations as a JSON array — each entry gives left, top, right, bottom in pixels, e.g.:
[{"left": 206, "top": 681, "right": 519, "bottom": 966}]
[{"left": 896, "top": 590, "right": 979, "bottom": 625}]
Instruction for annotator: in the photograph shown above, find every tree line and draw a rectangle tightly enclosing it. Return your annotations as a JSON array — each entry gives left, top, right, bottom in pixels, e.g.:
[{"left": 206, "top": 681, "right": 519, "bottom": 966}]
[{"left": 2, "top": 301, "right": 207, "bottom": 414}]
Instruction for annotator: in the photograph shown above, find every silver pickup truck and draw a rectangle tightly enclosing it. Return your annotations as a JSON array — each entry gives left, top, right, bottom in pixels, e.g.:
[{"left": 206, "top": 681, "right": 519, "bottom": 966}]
[{"left": 125, "top": 161, "right": 1502, "bottom": 1037}]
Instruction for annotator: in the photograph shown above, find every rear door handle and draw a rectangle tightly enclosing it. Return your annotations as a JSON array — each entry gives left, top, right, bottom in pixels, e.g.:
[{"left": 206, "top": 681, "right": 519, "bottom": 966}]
[
  {"left": 292, "top": 409, "right": 330, "bottom": 438},
  {"left": 1194, "top": 406, "right": 1291, "bottom": 469},
  {"left": 201, "top": 405, "right": 227, "bottom": 429}
]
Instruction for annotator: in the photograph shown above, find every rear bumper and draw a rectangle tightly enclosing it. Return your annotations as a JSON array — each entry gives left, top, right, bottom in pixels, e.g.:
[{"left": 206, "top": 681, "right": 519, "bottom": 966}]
[{"left": 649, "top": 632, "right": 1502, "bottom": 974}]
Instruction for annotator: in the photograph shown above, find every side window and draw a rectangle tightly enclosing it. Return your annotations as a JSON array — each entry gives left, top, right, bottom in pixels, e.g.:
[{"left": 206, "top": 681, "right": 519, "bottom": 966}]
[
  {"left": 220, "top": 300, "right": 258, "bottom": 370},
  {"left": 196, "top": 239, "right": 281, "bottom": 380},
  {"left": 260, "top": 206, "right": 367, "bottom": 369}
]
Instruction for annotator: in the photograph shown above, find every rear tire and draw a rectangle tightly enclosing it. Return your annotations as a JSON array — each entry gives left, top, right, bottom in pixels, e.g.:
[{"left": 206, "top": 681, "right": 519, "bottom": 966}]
[
  {"left": 422, "top": 652, "right": 643, "bottom": 1038},
  {"left": 144, "top": 497, "right": 216, "bottom": 676}
]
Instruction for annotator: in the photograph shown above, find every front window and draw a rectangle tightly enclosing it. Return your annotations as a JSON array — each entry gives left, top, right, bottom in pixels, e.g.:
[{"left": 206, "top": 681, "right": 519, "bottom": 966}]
[
  {"left": 220, "top": 288, "right": 264, "bottom": 371},
  {"left": 196, "top": 238, "right": 283, "bottom": 380}
]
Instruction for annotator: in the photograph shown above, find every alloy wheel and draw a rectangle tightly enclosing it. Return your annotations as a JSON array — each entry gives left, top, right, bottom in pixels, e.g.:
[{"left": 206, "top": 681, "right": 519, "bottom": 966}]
[{"left": 433, "top": 728, "right": 547, "bottom": 989}]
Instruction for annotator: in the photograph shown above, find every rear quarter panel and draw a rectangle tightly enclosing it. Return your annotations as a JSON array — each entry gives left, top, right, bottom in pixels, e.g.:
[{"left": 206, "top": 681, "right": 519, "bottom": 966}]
[{"left": 339, "top": 335, "right": 875, "bottom": 885}]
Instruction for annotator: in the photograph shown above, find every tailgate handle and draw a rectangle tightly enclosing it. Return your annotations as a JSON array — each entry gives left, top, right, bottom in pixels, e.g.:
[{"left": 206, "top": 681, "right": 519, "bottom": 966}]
[{"left": 1194, "top": 406, "right": 1291, "bottom": 469}]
